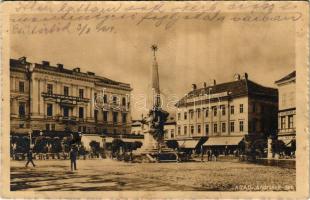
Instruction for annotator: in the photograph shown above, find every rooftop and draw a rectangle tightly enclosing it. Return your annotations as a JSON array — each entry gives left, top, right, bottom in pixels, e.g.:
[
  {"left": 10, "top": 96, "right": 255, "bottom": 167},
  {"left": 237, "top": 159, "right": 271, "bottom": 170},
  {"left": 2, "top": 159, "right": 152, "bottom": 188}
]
[
  {"left": 176, "top": 76, "right": 278, "bottom": 107},
  {"left": 275, "top": 71, "right": 296, "bottom": 84},
  {"left": 10, "top": 57, "right": 131, "bottom": 89}
]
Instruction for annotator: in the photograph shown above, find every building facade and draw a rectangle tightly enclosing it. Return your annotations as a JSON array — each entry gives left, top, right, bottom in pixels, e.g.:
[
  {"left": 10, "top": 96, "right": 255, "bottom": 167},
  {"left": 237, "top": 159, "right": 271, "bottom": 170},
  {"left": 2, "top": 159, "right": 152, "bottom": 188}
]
[
  {"left": 174, "top": 73, "right": 278, "bottom": 152},
  {"left": 10, "top": 57, "right": 132, "bottom": 136},
  {"left": 274, "top": 71, "right": 296, "bottom": 152},
  {"left": 164, "top": 116, "right": 176, "bottom": 140},
  {"left": 131, "top": 120, "right": 145, "bottom": 135}
]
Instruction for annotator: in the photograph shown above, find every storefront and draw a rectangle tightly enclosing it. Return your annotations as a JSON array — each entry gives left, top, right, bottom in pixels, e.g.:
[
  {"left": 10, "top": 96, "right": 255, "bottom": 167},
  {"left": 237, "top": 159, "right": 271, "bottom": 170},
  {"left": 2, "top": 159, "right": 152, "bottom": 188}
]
[
  {"left": 203, "top": 136, "right": 244, "bottom": 155},
  {"left": 276, "top": 134, "right": 296, "bottom": 158}
]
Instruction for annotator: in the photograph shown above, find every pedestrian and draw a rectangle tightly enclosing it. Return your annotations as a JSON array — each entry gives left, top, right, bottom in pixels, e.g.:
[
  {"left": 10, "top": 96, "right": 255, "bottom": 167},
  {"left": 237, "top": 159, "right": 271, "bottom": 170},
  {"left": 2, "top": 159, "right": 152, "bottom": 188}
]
[
  {"left": 200, "top": 146, "right": 204, "bottom": 162},
  {"left": 70, "top": 147, "right": 77, "bottom": 171},
  {"left": 25, "top": 149, "right": 36, "bottom": 167},
  {"left": 207, "top": 149, "right": 211, "bottom": 161},
  {"left": 214, "top": 149, "right": 218, "bottom": 162}
]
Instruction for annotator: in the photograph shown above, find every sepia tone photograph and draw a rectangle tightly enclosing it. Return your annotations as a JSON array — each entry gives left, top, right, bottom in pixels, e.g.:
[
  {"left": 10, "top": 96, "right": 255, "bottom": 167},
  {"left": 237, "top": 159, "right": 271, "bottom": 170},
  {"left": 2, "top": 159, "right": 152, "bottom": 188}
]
[{"left": 0, "top": 1, "right": 309, "bottom": 199}]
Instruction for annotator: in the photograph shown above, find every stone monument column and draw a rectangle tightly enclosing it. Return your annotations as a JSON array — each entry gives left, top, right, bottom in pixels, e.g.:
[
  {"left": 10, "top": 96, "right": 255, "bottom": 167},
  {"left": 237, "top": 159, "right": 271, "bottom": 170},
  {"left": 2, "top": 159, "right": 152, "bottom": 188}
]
[{"left": 135, "top": 45, "right": 169, "bottom": 155}]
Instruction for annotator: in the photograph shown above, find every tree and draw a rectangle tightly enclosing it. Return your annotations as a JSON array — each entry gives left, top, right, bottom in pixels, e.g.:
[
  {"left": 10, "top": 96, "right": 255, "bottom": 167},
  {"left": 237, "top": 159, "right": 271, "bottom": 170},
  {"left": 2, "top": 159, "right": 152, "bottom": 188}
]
[
  {"left": 271, "top": 139, "right": 286, "bottom": 156},
  {"left": 89, "top": 140, "right": 100, "bottom": 157},
  {"left": 111, "top": 139, "right": 125, "bottom": 159},
  {"left": 51, "top": 138, "right": 62, "bottom": 153},
  {"left": 291, "top": 139, "right": 296, "bottom": 153}
]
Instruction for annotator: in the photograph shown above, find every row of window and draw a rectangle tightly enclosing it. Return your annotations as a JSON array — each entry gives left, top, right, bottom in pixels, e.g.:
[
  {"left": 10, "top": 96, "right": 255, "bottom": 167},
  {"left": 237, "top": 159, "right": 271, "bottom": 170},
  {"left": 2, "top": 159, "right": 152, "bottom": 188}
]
[
  {"left": 94, "top": 93, "right": 127, "bottom": 106},
  {"left": 17, "top": 81, "right": 128, "bottom": 106},
  {"left": 176, "top": 121, "right": 244, "bottom": 135},
  {"left": 19, "top": 81, "right": 87, "bottom": 98},
  {"left": 96, "top": 111, "right": 127, "bottom": 124},
  {"left": 280, "top": 115, "right": 294, "bottom": 129},
  {"left": 46, "top": 84, "right": 85, "bottom": 98},
  {"left": 177, "top": 104, "right": 244, "bottom": 120},
  {"left": 47, "top": 104, "right": 85, "bottom": 119},
  {"left": 18, "top": 102, "right": 127, "bottom": 123}
]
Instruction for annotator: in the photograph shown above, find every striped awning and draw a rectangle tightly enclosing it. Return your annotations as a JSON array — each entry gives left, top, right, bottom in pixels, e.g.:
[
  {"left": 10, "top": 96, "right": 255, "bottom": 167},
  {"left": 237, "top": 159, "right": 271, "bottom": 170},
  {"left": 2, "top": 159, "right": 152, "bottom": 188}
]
[{"left": 203, "top": 136, "right": 244, "bottom": 146}]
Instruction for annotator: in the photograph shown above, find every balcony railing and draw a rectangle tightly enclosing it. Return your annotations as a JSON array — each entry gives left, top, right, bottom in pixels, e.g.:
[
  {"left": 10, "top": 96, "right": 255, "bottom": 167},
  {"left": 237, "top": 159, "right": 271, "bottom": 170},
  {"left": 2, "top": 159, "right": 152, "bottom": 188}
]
[
  {"left": 42, "top": 92, "right": 89, "bottom": 103},
  {"left": 100, "top": 103, "right": 129, "bottom": 112},
  {"left": 57, "top": 116, "right": 77, "bottom": 123}
]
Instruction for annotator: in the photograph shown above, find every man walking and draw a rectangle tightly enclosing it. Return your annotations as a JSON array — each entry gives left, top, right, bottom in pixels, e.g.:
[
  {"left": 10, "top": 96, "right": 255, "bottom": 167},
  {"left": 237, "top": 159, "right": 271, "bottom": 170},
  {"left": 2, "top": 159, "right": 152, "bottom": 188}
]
[
  {"left": 25, "top": 149, "right": 36, "bottom": 167},
  {"left": 70, "top": 147, "right": 77, "bottom": 171},
  {"left": 207, "top": 149, "right": 212, "bottom": 161}
]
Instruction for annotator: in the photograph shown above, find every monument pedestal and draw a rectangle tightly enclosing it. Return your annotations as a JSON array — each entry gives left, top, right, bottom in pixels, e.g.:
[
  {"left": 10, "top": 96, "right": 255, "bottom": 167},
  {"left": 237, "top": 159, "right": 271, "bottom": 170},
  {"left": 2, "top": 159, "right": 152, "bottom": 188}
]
[
  {"left": 135, "top": 131, "right": 159, "bottom": 155},
  {"left": 134, "top": 131, "right": 178, "bottom": 162}
]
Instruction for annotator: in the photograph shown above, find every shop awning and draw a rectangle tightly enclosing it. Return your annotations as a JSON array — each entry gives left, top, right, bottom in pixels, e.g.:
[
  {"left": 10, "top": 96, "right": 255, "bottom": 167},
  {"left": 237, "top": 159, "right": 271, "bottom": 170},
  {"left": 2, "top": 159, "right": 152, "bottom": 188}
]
[
  {"left": 203, "top": 136, "right": 244, "bottom": 146},
  {"left": 278, "top": 136, "right": 295, "bottom": 147},
  {"left": 103, "top": 137, "right": 143, "bottom": 143},
  {"left": 178, "top": 140, "right": 200, "bottom": 149}
]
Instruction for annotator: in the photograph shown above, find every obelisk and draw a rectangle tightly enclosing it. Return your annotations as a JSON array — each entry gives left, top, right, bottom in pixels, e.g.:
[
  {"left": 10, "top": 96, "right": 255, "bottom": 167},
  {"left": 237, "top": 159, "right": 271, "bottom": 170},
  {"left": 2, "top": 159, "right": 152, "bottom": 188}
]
[
  {"left": 135, "top": 45, "right": 168, "bottom": 155},
  {"left": 151, "top": 45, "right": 161, "bottom": 108}
]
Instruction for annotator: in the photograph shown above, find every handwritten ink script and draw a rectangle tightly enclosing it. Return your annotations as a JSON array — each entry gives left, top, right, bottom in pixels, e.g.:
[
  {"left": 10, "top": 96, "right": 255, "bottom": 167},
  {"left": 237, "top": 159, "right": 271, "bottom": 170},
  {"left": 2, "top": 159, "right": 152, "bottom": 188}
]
[{"left": 9, "top": 2, "right": 303, "bottom": 35}]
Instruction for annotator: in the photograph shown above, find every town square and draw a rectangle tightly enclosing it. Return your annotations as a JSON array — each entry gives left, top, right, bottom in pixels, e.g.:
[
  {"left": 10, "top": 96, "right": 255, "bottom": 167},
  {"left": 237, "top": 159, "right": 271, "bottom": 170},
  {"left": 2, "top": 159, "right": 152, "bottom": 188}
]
[
  {"left": 5, "top": 1, "right": 304, "bottom": 194},
  {"left": 11, "top": 159, "right": 295, "bottom": 191}
]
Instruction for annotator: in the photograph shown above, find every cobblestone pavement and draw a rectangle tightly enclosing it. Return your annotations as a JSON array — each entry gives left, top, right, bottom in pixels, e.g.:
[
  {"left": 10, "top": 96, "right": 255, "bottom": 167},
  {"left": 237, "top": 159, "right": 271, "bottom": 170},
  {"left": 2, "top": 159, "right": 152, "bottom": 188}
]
[{"left": 10, "top": 159, "right": 295, "bottom": 191}]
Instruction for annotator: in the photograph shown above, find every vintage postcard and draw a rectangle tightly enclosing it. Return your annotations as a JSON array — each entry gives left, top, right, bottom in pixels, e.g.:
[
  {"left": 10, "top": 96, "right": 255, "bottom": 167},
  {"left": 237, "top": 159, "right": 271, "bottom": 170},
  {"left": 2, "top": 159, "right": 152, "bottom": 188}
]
[{"left": 0, "top": 1, "right": 309, "bottom": 199}]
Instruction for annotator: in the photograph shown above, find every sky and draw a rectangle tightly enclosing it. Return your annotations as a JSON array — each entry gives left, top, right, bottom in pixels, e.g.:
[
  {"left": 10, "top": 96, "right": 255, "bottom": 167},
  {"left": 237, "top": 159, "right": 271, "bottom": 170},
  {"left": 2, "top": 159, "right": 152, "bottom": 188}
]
[{"left": 10, "top": 11, "right": 295, "bottom": 119}]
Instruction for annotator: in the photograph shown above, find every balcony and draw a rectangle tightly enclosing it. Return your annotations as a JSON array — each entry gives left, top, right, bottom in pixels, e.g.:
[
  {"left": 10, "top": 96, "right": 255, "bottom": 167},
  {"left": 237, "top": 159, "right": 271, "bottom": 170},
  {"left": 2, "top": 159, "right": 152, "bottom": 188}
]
[
  {"left": 57, "top": 116, "right": 77, "bottom": 124},
  {"left": 42, "top": 92, "right": 90, "bottom": 103}
]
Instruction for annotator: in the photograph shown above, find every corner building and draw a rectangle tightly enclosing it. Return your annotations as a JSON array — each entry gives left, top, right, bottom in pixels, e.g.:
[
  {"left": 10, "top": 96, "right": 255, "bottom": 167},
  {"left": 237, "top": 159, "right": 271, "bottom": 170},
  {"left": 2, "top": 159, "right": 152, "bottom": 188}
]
[
  {"left": 274, "top": 71, "right": 296, "bottom": 155},
  {"left": 10, "top": 57, "right": 132, "bottom": 135},
  {"left": 175, "top": 74, "right": 278, "bottom": 153}
]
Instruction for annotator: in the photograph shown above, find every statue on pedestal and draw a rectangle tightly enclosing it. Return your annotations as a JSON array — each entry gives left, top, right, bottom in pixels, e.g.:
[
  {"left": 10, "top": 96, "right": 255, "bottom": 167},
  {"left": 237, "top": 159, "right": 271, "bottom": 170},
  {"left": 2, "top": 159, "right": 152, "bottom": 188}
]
[{"left": 134, "top": 45, "right": 176, "bottom": 162}]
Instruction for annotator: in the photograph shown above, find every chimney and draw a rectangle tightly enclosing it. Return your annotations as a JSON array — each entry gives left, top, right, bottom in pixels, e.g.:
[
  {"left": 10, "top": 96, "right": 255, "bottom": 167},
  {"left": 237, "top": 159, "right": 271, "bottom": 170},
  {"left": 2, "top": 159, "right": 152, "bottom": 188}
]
[
  {"left": 234, "top": 73, "right": 241, "bottom": 81},
  {"left": 73, "top": 67, "right": 80, "bottom": 72},
  {"left": 18, "top": 56, "right": 27, "bottom": 64},
  {"left": 87, "top": 71, "right": 95, "bottom": 76},
  {"left": 244, "top": 73, "right": 248, "bottom": 80},
  {"left": 203, "top": 82, "right": 207, "bottom": 88},
  {"left": 213, "top": 79, "right": 216, "bottom": 85},
  {"left": 192, "top": 84, "right": 197, "bottom": 90},
  {"left": 57, "top": 64, "right": 63, "bottom": 69},
  {"left": 42, "top": 61, "right": 50, "bottom": 66}
]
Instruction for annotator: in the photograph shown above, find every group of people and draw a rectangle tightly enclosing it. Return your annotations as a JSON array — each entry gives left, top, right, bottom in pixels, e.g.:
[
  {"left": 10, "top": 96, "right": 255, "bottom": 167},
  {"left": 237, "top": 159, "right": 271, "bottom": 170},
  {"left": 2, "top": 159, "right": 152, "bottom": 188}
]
[
  {"left": 200, "top": 149, "right": 220, "bottom": 162},
  {"left": 206, "top": 149, "right": 220, "bottom": 161},
  {"left": 25, "top": 147, "right": 78, "bottom": 171}
]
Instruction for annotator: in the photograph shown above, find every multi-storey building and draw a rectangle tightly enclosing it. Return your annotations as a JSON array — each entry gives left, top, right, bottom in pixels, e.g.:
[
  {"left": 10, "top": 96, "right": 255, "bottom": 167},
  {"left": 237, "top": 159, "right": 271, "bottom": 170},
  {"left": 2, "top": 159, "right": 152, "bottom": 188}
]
[
  {"left": 164, "top": 116, "right": 176, "bottom": 140},
  {"left": 274, "top": 71, "right": 296, "bottom": 153},
  {"left": 131, "top": 120, "right": 145, "bottom": 135},
  {"left": 175, "top": 73, "right": 278, "bottom": 152},
  {"left": 10, "top": 57, "right": 132, "bottom": 136}
]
